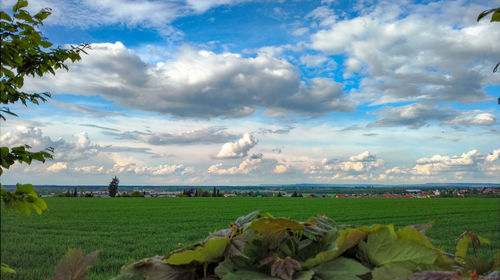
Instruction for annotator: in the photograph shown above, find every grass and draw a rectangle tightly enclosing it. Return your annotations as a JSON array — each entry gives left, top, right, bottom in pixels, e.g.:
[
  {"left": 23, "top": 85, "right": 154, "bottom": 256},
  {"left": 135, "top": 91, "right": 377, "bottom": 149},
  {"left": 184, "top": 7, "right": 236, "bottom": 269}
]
[{"left": 1, "top": 197, "right": 499, "bottom": 279}]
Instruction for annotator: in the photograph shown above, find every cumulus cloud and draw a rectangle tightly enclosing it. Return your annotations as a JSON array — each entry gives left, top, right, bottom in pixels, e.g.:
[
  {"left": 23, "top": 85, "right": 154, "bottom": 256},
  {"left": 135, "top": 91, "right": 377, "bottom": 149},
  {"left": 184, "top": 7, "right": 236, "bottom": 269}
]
[
  {"left": 369, "top": 103, "right": 496, "bottom": 129},
  {"left": 47, "top": 162, "right": 68, "bottom": 173},
  {"left": 0, "top": 127, "right": 99, "bottom": 162},
  {"left": 305, "top": 151, "right": 384, "bottom": 180},
  {"left": 0, "top": 126, "right": 154, "bottom": 162},
  {"left": 208, "top": 153, "right": 263, "bottom": 175},
  {"left": 309, "top": 1, "right": 500, "bottom": 104},
  {"left": 384, "top": 148, "right": 500, "bottom": 180},
  {"left": 25, "top": 43, "right": 355, "bottom": 118},
  {"left": 216, "top": 133, "right": 257, "bottom": 159},
  {"left": 272, "top": 164, "right": 288, "bottom": 174}
]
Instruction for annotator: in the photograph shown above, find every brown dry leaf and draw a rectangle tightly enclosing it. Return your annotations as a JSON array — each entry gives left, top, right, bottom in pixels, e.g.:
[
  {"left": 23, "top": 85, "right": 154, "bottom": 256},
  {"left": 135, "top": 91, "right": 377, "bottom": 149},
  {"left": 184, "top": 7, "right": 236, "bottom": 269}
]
[
  {"left": 408, "top": 270, "right": 463, "bottom": 280},
  {"left": 51, "top": 249, "right": 98, "bottom": 280},
  {"left": 129, "top": 256, "right": 196, "bottom": 280},
  {"left": 259, "top": 251, "right": 280, "bottom": 267},
  {"left": 224, "top": 234, "right": 246, "bottom": 257},
  {"left": 270, "top": 257, "right": 301, "bottom": 280}
]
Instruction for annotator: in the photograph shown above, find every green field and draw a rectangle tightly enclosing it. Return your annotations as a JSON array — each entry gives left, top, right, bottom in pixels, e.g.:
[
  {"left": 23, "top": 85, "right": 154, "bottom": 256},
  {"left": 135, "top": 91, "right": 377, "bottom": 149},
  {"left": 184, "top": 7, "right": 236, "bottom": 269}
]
[{"left": 1, "top": 197, "right": 499, "bottom": 279}]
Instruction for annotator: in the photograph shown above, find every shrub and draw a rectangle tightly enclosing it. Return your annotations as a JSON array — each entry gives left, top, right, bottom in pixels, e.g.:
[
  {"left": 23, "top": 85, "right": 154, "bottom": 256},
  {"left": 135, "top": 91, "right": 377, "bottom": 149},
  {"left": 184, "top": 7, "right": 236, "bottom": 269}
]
[
  {"left": 111, "top": 211, "right": 499, "bottom": 280},
  {"left": 131, "top": 191, "right": 144, "bottom": 197}
]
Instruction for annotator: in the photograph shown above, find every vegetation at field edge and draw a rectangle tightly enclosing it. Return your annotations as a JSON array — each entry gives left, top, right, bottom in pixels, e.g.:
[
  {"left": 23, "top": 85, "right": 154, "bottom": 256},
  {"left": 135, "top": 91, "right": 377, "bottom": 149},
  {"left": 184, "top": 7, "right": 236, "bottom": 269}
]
[{"left": 1, "top": 197, "right": 499, "bottom": 279}]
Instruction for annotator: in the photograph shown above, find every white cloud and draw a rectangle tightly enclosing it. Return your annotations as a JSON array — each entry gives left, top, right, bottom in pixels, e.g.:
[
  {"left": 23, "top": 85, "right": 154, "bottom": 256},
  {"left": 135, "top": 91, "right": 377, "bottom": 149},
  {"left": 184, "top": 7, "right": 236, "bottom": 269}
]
[
  {"left": 47, "top": 162, "right": 68, "bottom": 173},
  {"left": 305, "top": 151, "right": 384, "bottom": 179},
  {"left": 306, "top": 6, "right": 337, "bottom": 27},
  {"left": 216, "top": 133, "right": 257, "bottom": 159},
  {"left": 107, "top": 163, "right": 187, "bottom": 176},
  {"left": 309, "top": 1, "right": 500, "bottom": 105},
  {"left": 208, "top": 154, "right": 263, "bottom": 175},
  {"left": 369, "top": 103, "right": 496, "bottom": 129},
  {"left": 0, "top": 0, "right": 253, "bottom": 36},
  {"left": 383, "top": 148, "right": 500, "bottom": 181},
  {"left": 292, "top": 27, "right": 309, "bottom": 36},
  {"left": 443, "top": 112, "right": 496, "bottom": 127},
  {"left": 486, "top": 149, "right": 500, "bottom": 162},
  {"left": 24, "top": 43, "right": 355, "bottom": 118},
  {"left": 300, "top": 54, "right": 328, "bottom": 68},
  {"left": 272, "top": 164, "right": 288, "bottom": 174},
  {"left": 72, "top": 165, "right": 105, "bottom": 174}
]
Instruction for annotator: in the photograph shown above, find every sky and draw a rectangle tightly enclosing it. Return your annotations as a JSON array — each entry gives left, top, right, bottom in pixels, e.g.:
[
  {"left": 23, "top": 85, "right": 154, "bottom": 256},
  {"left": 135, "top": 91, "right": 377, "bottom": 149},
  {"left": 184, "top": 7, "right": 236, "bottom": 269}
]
[{"left": 1, "top": 0, "right": 499, "bottom": 186}]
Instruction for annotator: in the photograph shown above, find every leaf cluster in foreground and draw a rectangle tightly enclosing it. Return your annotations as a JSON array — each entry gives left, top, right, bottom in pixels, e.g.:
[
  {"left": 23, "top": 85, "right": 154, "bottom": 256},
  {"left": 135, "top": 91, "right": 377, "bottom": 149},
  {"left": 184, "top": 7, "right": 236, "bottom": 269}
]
[{"left": 56, "top": 211, "right": 499, "bottom": 280}]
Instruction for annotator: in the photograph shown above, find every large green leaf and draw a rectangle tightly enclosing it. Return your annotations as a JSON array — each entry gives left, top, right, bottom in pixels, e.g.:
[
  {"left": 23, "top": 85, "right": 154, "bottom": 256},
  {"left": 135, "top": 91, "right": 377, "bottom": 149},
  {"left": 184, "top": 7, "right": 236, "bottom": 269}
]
[
  {"left": 358, "top": 227, "right": 439, "bottom": 267},
  {"left": 302, "top": 229, "right": 367, "bottom": 269},
  {"left": 314, "top": 257, "right": 371, "bottom": 280},
  {"left": 371, "top": 263, "right": 412, "bottom": 280},
  {"left": 396, "top": 226, "right": 434, "bottom": 249},
  {"left": 167, "top": 237, "right": 230, "bottom": 265},
  {"left": 248, "top": 218, "right": 304, "bottom": 233}
]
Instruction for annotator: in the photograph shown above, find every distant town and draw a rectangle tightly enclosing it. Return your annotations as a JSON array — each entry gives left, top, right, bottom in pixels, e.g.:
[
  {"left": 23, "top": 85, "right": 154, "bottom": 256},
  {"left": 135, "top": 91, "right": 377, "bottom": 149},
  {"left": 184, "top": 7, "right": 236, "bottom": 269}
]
[{"left": 5, "top": 184, "right": 498, "bottom": 199}]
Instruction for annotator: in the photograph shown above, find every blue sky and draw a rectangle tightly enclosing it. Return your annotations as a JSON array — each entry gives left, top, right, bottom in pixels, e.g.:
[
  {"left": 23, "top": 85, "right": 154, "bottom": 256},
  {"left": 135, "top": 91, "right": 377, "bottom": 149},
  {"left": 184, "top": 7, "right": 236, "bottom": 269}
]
[{"left": 1, "top": 0, "right": 499, "bottom": 185}]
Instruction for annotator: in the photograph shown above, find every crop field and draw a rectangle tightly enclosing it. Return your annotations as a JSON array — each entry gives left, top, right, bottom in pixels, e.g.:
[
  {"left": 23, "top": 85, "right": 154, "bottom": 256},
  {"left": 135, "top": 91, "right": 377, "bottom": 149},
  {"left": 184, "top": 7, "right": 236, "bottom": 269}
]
[{"left": 1, "top": 197, "right": 499, "bottom": 280}]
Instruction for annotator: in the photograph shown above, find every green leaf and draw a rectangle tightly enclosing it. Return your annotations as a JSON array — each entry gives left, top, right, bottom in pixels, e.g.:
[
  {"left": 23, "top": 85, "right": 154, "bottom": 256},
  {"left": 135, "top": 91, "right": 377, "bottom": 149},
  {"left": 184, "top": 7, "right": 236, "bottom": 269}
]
[
  {"left": 371, "top": 264, "right": 413, "bottom": 280},
  {"left": 13, "top": 0, "right": 28, "bottom": 12},
  {"left": 396, "top": 226, "right": 434, "bottom": 249},
  {"left": 14, "top": 10, "right": 34, "bottom": 22},
  {"left": 1, "top": 263, "right": 16, "bottom": 274},
  {"left": 248, "top": 218, "right": 304, "bottom": 233},
  {"left": 167, "top": 237, "right": 230, "bottom": 265},
  {"left": 314, "top": 257, "right": 371, "bottom": 280},
  {"left": 358, "top": 227, "right": 439, "bottom": 267},
  {"left": 491, "top": 9, "right": 500, "bottom": 22},
  {"left": 302, "top": 229, "right": 367, "bottom": 269},
  {"left": 33, "top": 10, "right": 51, "bottom": 22},
  {"left": 16, "top": 183, "right": 34, "bottom": 193},
  {"left": 51, "top": 249, "right": 98, "bottom": 280},
  {"left": 0, "top": 11, "right": 12, "bottom": 21}
]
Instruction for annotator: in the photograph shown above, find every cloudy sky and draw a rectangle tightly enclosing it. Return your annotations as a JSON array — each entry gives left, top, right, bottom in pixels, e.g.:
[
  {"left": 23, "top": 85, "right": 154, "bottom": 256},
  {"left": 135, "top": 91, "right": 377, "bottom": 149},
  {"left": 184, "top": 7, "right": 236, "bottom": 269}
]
[{"left": 2, "top": 0, "right": 499, "bottom": 186}]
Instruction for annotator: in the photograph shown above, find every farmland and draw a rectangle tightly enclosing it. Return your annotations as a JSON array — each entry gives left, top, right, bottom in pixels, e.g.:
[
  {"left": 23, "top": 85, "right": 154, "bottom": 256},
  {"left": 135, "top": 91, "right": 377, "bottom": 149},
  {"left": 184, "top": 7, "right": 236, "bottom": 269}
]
[{"left": 1, "top": 197, "right": 499, "bottom": 280}]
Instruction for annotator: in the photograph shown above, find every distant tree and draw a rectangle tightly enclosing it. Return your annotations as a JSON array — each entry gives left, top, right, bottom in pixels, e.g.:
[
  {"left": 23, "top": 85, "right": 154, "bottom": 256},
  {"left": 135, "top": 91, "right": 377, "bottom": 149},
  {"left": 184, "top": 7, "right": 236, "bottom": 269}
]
[
  {"left": 291, "top": 191, "right": 298, "bottom": 197},
  {"left": 212, "top": 187, "right": 217, "bottom": 197},
  {"left": 64, "top": 189, "right": 71, "bottom": 197},
  {"left": 108, "top": 176, "right": 119, "bottom": 197},
  {"left": 277, "top": 192, "right": 283, "bottom": 197},
  {"left": 131, "top": 190, "right": 144, "bottom": 197},
  {"left": 73, "top": 187, "right": 77, "bottom": 197},
  {"left": 216, "top": 189, "right": 220, "bottom": 197}
]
